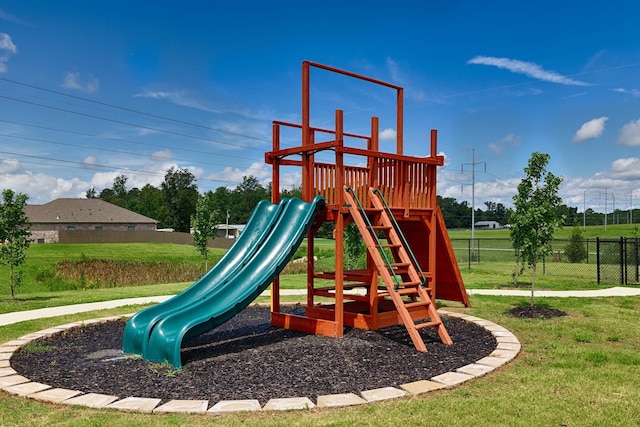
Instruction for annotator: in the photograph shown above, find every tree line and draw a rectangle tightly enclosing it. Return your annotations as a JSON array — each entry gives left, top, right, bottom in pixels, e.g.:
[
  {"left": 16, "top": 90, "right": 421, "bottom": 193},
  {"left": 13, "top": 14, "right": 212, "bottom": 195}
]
[
  {"left": 93, "top": 167, "right": 623, "bottom": 234},
  {"left": 438, "top": 196, "right": 582, "bottom": 230},
  {"left": 88, "top": 168, "right": 276, "bottom": 233}
]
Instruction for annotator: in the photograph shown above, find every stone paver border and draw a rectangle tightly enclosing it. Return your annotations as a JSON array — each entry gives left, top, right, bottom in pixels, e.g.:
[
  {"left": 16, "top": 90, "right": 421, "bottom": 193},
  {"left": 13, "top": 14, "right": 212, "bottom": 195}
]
[{"left": 0, "top": 310, "right": 520, "bottom": 414}]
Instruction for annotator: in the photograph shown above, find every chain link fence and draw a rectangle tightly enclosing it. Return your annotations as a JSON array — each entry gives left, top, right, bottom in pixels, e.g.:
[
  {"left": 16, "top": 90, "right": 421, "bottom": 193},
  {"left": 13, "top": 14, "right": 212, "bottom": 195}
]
[{"left": 450, "top": 237, "right": 640, "bottom": 286}]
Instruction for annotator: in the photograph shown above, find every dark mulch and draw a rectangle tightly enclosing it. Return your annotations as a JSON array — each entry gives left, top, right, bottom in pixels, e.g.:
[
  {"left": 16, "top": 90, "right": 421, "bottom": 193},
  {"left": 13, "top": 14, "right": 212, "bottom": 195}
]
[
  {"left": 10, "top": 306, "right": 497, "bottom": 405},
  {"left": 508, "top": 305, "right": 567, "bottom": 319}
]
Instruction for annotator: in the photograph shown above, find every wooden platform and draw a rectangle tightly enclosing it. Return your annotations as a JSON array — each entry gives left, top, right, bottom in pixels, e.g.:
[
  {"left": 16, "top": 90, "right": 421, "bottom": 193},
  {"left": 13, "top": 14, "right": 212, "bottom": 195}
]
[{"left": 265, "top": 61, "right": 469, "bottom": 348}]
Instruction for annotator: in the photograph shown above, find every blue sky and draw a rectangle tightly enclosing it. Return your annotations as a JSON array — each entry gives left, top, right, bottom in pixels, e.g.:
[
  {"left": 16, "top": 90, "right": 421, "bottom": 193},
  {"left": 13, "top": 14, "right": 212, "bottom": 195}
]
[{"left": 1, "top": 1, "right": 640, "bottom": 214}]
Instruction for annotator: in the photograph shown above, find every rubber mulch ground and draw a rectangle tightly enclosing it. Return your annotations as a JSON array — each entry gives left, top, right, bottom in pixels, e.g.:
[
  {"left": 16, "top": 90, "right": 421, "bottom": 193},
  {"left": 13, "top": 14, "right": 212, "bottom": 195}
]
[{"left": 11, "top": 305, "right": 496, "bottom": 405}]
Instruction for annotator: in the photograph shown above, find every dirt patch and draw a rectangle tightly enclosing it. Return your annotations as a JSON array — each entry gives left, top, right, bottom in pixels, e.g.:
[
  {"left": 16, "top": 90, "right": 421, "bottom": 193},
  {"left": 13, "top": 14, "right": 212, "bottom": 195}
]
[
  {"left": 508, "top": 305, "right": 567, "bottom": 319},
  {"left": 10, "top": 305, "right": 497, "bottom": 405}
]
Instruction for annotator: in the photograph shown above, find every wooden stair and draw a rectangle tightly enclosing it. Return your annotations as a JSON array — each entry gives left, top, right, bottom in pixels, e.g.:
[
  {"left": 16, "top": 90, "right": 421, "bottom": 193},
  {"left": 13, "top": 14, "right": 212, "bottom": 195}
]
[{"left": 343, "top": 186, "right": 452, "bottom": 351}]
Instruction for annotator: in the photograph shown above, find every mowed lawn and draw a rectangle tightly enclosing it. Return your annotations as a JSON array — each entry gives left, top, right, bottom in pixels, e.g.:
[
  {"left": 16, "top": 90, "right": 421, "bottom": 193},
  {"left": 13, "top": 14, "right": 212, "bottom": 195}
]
[
  {"left": 0, "top": 294, "right": 638, "bottom": 426},
  {"left": 0, "top": 241, "right": 639, "bottom": 426}
]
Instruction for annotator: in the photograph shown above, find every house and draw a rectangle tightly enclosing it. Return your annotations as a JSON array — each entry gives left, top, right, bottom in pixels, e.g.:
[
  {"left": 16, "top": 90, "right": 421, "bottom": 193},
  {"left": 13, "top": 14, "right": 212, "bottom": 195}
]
[
  {"left": 474, "top": 220, "right": 501, "bottom": 230},
  {"left": 215, "top": 224, "right": 246, "bottom": 239},
  {"left": 25, "top": 198, "right": 158, "bottom": 243}
]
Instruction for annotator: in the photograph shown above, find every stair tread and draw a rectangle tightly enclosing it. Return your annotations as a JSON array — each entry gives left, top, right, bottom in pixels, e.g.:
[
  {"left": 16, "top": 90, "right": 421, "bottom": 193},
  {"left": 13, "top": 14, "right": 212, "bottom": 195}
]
[{"left": 414, "top": 320, "right": 441, "bottom": 330}]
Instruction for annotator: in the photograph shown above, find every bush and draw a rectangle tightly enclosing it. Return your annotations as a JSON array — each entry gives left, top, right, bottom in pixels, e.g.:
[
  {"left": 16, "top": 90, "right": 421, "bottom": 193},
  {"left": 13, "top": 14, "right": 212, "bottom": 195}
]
[
  {"left": 54, "top": 259, "right": 202, "bottom": 289},
  {"left": 565, "top": 225, "right": 587, "bottom": 263}
]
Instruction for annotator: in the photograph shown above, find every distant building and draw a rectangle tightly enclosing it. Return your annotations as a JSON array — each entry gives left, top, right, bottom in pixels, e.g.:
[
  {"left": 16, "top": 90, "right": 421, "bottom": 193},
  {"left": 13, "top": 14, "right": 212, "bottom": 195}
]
[
  {"left": 25, "top": 198, "right": 158, "bottom": 243},
  {"left": 474, "top": 220, "right": 501, "bottom": 230},
  {"left": 215, "top": 224, "right": 246, "bottom": 239}
]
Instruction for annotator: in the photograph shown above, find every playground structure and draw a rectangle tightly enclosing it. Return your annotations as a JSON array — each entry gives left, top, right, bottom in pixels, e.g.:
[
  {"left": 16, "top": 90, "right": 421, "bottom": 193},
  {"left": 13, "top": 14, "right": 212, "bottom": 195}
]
[
  {"left": 267, "top": 61, "right": 469, "bottom": 352},
  {"left": 123, "top": 61, "right": 469, "bottom": 368}
]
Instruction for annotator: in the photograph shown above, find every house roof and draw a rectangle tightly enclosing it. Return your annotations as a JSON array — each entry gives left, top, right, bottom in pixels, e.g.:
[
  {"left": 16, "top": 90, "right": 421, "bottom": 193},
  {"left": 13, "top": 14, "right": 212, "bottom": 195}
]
[
  {"left": 475, "top": 220, "right": 500, "bottom": 225},
  {"left": 24, "top": 198, "right": 158, "bottom": 224},
  {"left": 216, "top": 224, "right": 246, "bottom": 232}
]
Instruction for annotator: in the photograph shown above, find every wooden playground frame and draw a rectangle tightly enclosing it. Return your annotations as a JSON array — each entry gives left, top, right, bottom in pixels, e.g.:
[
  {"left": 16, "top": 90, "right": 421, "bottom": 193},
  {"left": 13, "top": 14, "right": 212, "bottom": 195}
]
[{"left": 266, "top": 61, "right": 469, "bottom": 350}]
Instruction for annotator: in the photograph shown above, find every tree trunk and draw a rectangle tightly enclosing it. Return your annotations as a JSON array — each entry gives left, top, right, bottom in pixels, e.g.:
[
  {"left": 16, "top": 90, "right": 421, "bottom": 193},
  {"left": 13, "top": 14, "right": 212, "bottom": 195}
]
[
  {"left": 513, "top": 251, "right": 520, "bottom": 286},
  {"left": 530, "top": 257, "right": 537, "bottom": 307},
  {"left": 9, "top": 264, "right": 15, "bottom": 300}
]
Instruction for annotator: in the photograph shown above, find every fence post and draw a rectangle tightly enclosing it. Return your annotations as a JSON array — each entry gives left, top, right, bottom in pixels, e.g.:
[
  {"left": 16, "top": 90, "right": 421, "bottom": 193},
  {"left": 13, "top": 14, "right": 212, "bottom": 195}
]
[
  {"left": 596, "top": 237, "right": 601, "bottom": 285},
  {"left": 467, "top": 238, "right": 471, "bottom": 269},
  {"left": 586, "top": 238, "right": 589, "bottom": 264},
  {"left": 635, "top": 237, "right": 639, "bottom": 284},
  {"left": 620, "top": 236, "right": 625, "bottom": 285}
]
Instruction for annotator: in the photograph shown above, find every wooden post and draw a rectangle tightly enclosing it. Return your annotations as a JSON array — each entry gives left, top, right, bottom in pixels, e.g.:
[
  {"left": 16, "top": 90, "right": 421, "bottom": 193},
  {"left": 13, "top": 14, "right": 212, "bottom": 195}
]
[
  {"left": 397, "top": 87, "right": 403, "bottom": 155},
  {"left": 302, "top": 61, "right": 312, "bottom": 202},
  {"left": 368, "top": 116, "right": 379, "bottom": 189},
  {"left": 334, "top": 109, "right": 345, "bottom": 336},
  {"left": 271, "top": 122, "right": 281, "bottom": 313},
  {"left": 428, "top": 130, "right": 438, "bottom": 292}
]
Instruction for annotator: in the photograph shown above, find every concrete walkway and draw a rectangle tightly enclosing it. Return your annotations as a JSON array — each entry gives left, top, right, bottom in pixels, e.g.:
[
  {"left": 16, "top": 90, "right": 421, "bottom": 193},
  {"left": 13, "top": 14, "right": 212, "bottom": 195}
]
[{"left": 1, "top": 287, "right": 639, "bottom": 327}]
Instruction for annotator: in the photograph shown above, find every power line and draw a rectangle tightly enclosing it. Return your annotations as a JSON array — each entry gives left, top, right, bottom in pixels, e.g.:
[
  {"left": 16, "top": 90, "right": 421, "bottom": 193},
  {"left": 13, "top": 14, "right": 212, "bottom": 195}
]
[
  {"left": 0, "top": 94, "right": 266, "bottom": 153},
  {"left": 0, "top": 122, "right": 263, "bottom": 165},
  {"left": 0, "top": 76, "right": 271, "bottom": 144},
  {"left": 0, "top": 152, "right": 243, "bottom": 185}
]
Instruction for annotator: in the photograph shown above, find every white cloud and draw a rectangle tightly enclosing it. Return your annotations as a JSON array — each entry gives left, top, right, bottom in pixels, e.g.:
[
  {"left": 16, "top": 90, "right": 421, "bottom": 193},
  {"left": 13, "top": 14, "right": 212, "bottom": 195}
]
[
  {"left": 0, "top": 159, "right": 22, "bottom": 174},
  {"left": 618, "top": 118, "right": 640, "bottom": 146},
  {"left": 386, "top": 57, "right": 402, "bottom": 84},
  {"left": 573, "top": 117, "right": 608, "bottom": 143},
  {"left": 62, "top": 71, "right": 99, "bottom": 93},
  {"left": 468, "top": 56, "right": 590, "bottom": 86},
  {"left": 134, "top": 89, "right": 212, "bottom": 111},
  {"left": 0, "top": 162, "right": 90, "bottom": 203},
  {"left": 150, "top": 150, "right": 174, "bottom": 160},
  {"left": 488, "top": 133, "right": 522, "bottom": 154},
  {"left": 0, "top": 32, "right": 17, "bottom": 53},
  {"left": 0, "top": 32, "right": 17, "bottom": 73},
  {"left": 379, "top": 128, "right": 396, "bottom": 141},
  {"left": 612, "top": 87, "right": 640, "bottom": 97},
  {"left": 560, "top": 157, "right": 640, "bottom": 211},
  {"left": 206, "top": 162, "right": 271, "bottom": 187},
  {"left": 82, "top": 156, "right": 101, "bottom": 168},
  {"left": 0, "top": 9, "right": 29, "bottom": 26}
]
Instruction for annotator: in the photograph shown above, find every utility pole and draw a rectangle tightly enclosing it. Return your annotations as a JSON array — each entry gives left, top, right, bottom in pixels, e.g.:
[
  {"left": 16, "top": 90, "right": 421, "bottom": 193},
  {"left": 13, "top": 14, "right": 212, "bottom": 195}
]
[
  {"left": 461, "top": 149, "right": 486, "bottom": 250},
  {"left": 225, "top": 209, "right": 229, "bottom": 239},
  {"left": 583, "top": 191, "right": 586, "bottom": 229},
  {"left": 603, "top": 187, "right": 608, "bottom": 231}
]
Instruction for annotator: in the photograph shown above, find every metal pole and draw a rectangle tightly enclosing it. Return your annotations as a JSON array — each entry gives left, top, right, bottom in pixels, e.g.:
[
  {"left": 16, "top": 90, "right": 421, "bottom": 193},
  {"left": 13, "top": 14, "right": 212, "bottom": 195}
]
[
  {"left": 583, "top": 191, "right": 586, "bottom": 229},
  {"left": 462, "top": 149, "right": 485, "bottom": 252}
]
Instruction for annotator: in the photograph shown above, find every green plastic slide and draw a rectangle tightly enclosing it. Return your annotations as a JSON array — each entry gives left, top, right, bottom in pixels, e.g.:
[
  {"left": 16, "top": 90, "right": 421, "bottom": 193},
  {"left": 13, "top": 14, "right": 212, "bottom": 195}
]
[
  {"left": 122, "top": 199, "right": 290, "bottom": 357},
  {"left": 123, "top": 196, "right": 324, "bottom": 368}
]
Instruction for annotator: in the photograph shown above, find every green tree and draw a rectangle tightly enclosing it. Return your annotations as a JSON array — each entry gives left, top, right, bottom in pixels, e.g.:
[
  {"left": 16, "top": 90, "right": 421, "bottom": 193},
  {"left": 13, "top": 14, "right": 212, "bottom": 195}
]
[
  {"left": 344, "top": 222, "right": 366, "bottom": 269},
  {"left": 564, "top": 223, "right": 587, "bottom": 263},
  {"left": 437, "top": 196, "right": 471, "bottom": 229},
  {"left": 123, "top": 184, "right": 163, "bottom": 224},
  {"left": 85, "top": 186, "right": 97, "bottom": 199},
  {"left": 99, "top": 174, "right": 129, "bottom": 207},
  {"left": 192, "top": 192, "right": 221, "bottom": 271},
  {"left": 160, "top": 167, "right": 199, "bottom": 232},
  {"left": 280, "top": 185, "right": 302, "bottom": 199},
  {"left": 232, "top": 176, "right": 269, "bottom": 223},
  {"left": 0, "top": 189, "right": 31, "bottom": 299},
  {"left": 510, "top": 152, "right": 564, "bottom": 307}
]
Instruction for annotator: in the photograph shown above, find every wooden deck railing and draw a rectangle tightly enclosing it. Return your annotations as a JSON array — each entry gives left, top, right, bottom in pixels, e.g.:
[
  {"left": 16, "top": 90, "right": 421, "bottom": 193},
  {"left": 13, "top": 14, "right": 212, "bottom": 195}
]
[
  {"left": 312, "top": 159, "right": 433, "bottom": 209},
  {"left": 267, "top": 119, "right": 442, "bottom": 211}
]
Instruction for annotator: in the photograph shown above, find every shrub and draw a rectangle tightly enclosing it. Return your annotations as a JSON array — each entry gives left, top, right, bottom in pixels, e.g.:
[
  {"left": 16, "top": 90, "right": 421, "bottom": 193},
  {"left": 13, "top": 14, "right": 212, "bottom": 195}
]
[{"left": 565, "top": 224, "right": 587, "bottom": 263}]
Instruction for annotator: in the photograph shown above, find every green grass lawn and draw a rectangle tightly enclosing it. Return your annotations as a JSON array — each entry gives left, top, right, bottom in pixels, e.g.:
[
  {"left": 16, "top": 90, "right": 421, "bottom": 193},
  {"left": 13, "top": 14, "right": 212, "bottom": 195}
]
[
  {"left": 0, "top": 294, "right": 638, "bottom": 426},
  {"left": 1, "top": 239, "right": 634, "bottom": 316},
  {"left": 449, "top": 223, "right": 640, "bottom": 239},
  {"left": 1, "top": 242, "right": 639, "bottom": 425}
]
